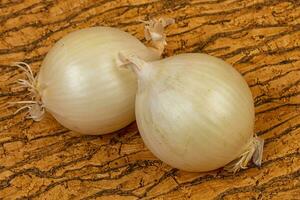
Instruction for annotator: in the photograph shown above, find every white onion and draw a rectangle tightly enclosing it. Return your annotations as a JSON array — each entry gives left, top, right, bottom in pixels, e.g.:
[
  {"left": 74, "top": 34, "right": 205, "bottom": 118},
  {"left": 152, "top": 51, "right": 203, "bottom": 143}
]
[
  {"left": 123, "top": 53, "right": 264, "bottom": 172},
  {"left": 12, "top": 20, "right": 174, "bottom": 135}
]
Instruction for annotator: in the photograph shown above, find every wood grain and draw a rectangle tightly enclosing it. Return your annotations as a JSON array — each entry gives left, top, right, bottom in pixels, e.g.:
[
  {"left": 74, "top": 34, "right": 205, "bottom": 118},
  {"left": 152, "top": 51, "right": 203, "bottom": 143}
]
[{"left": 0, "top": 0, "right": 299, "bottom": 199}]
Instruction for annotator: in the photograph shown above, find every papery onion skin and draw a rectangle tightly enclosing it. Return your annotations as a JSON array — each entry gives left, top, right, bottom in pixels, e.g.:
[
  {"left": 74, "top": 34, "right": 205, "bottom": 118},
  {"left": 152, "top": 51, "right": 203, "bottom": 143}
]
[
  {"left": 36, "top": 27, "right": 160, "bottom": 135},
  {"left": 132, "top": 53, "right": 257, "bottom": 172}
]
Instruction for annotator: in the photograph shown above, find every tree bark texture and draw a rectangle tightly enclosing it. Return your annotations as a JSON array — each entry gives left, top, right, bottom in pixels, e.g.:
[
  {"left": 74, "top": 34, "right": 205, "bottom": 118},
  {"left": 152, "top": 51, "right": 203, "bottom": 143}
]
[{"left": 0, "top": 0, "right": 299, "bottom": 199}]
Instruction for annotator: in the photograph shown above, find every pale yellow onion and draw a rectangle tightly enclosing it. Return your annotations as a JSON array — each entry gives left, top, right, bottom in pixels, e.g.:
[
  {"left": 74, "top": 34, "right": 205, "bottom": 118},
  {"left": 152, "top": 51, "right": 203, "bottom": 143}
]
[
  {"left": 123, "top": 53, "right": 264, "bottom": 172},
  {"left": 12, "top": 26, "right": 166, "bottom": 135}
]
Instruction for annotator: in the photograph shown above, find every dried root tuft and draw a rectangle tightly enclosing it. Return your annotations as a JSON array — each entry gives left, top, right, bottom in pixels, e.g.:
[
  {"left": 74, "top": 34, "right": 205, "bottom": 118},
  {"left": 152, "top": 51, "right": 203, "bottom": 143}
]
[
  {"left": 224, "top": 136, "right": 264, "bottom": 173},
  {"left": 142, "top": 17, "right": 175, "bottom": 55},
  {"left": 9, "top": 62, "right": 44, "bottom": 121}
]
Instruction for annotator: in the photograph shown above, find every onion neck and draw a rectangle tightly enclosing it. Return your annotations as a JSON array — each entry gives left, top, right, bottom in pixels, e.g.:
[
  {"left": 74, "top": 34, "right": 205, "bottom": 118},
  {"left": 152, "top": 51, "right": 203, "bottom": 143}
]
[{"left": 118, "top": 52, "right": 155, "bottom": 84}]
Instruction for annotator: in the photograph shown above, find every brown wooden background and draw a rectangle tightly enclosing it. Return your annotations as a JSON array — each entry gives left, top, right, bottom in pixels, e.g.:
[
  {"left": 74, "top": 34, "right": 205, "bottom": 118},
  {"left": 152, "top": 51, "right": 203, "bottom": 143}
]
[{"left": 0, "top": 0, "right": 299, "bottom": 199}]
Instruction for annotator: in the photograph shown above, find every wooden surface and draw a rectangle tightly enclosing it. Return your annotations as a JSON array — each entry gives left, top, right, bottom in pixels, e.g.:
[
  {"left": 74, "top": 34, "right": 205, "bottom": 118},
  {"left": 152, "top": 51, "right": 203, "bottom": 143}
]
[{"left": 0, "top": 0, "right": 299, "bottom": 199}]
